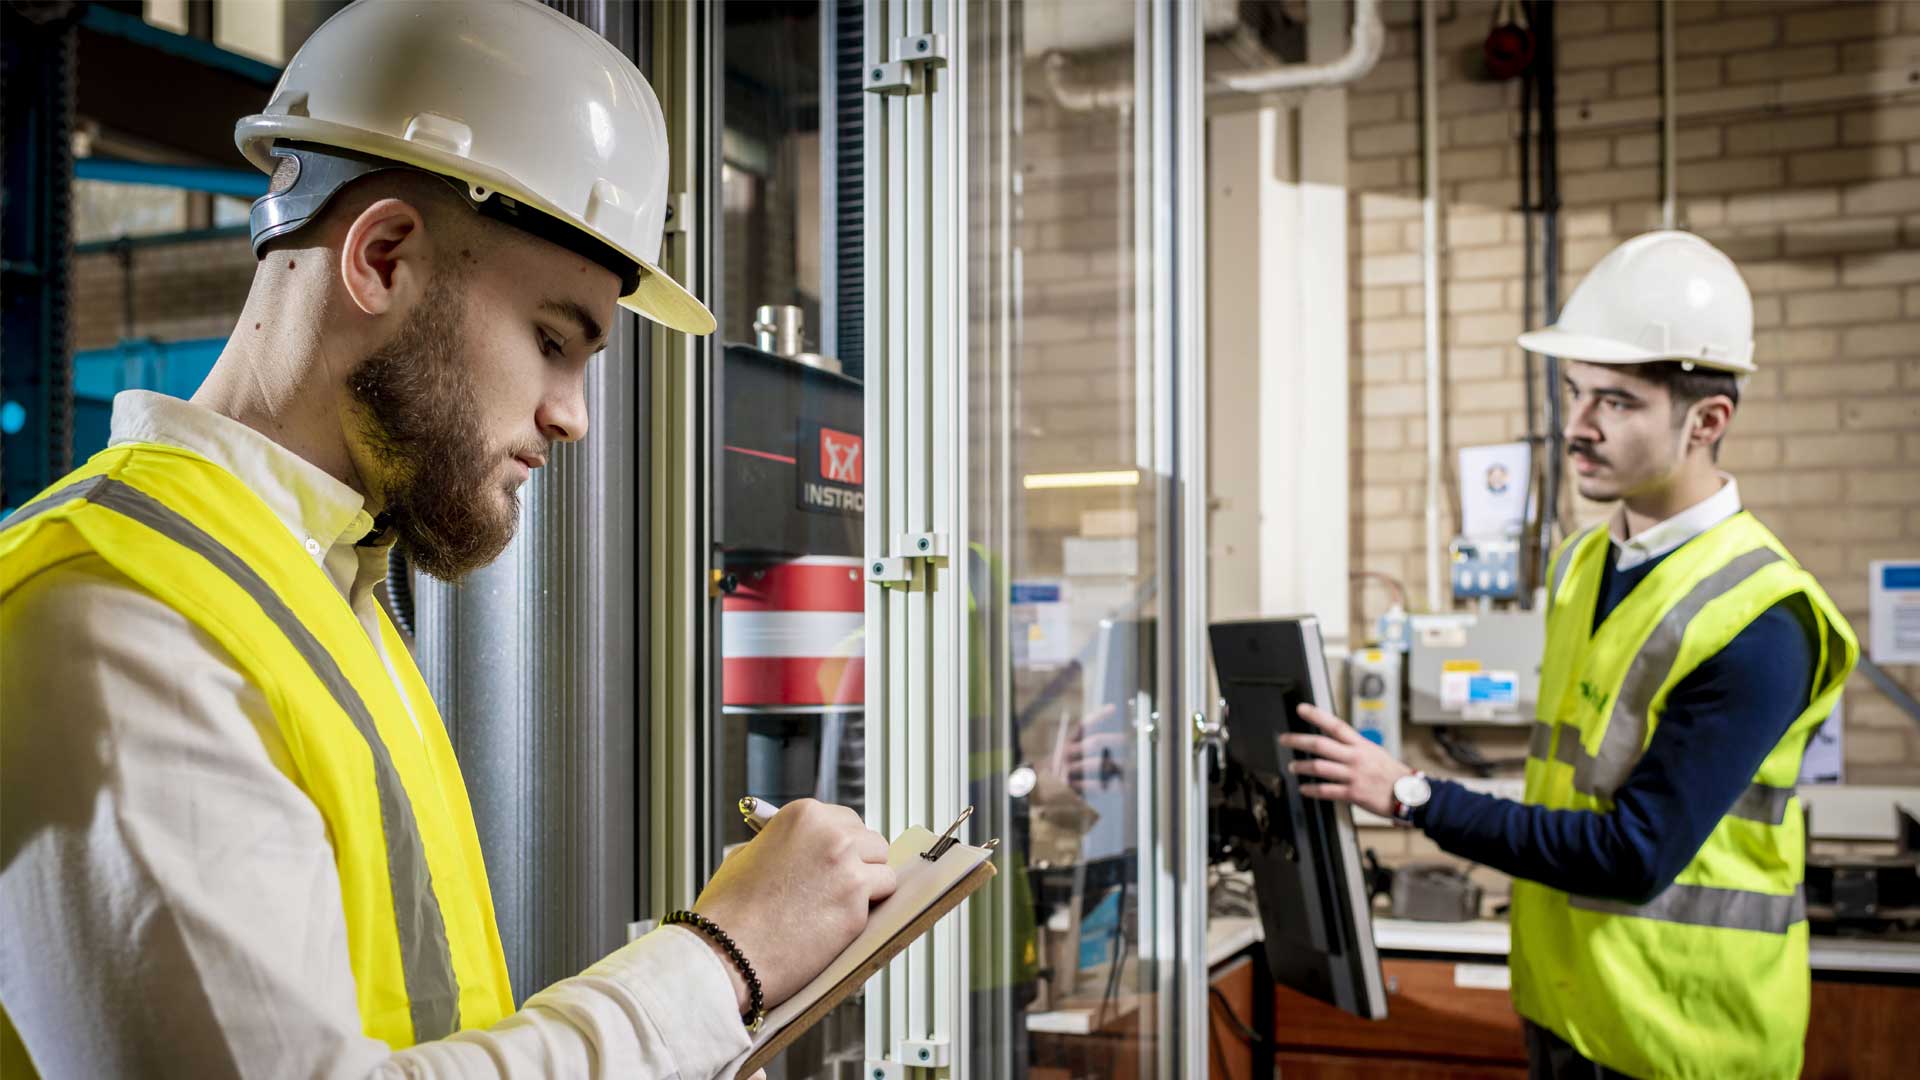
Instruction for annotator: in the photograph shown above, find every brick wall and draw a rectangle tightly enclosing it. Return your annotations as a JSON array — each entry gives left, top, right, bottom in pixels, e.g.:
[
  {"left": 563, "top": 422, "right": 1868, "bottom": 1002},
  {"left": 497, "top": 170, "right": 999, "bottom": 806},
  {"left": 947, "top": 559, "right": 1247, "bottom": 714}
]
[
  {"left": 1348, "top": 0, "right": 1920, "bottom": 807},
  {"left": 72, "top": 235, "right": 256, "bottom": 352}
]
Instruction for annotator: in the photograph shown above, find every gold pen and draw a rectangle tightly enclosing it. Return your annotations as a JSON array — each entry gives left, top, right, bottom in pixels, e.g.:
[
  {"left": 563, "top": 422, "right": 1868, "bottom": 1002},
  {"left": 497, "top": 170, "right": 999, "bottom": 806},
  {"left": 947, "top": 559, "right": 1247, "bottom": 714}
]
[{"left": 739, "top": 795, "right": 780, "bottom": 834}]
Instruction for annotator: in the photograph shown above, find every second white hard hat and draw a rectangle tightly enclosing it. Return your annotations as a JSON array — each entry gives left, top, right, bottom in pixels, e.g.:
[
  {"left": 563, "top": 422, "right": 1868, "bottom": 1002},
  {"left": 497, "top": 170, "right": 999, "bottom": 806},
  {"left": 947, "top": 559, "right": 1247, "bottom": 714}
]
[
  {"left": 1517, "top": 230, "right": 1755, "bottom": 374},
  {"left": 235, "top": 0, "right": 715, "bottom": 336}
]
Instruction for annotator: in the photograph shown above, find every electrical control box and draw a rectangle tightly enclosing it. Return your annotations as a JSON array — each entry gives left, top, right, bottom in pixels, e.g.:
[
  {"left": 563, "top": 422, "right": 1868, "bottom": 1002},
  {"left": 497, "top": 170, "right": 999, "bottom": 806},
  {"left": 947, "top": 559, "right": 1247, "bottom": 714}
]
[
  {"left": 1449, "top": 535, "right": 1523, "bottom": 602},
  {"left": 1346, "top": 648, "right": 1403, "bottom": 759},
  {"left": 1408, "top": 610, "right": 1545, "bottom": 726}
]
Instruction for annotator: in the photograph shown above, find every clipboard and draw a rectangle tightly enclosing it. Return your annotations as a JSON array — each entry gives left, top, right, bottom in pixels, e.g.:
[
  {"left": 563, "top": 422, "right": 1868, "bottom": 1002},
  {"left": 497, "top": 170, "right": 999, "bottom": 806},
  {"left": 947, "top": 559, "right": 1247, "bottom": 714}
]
[{"left": 730, "top": 811, "right": 998, "bottom": 1077}]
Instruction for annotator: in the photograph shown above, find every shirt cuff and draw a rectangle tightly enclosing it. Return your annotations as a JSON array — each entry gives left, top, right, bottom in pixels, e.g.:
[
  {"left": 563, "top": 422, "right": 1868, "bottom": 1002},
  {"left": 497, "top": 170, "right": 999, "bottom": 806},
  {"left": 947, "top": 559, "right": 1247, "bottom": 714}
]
[{"left": 588, "top": 925, "right": 753, "bottom": 1076}]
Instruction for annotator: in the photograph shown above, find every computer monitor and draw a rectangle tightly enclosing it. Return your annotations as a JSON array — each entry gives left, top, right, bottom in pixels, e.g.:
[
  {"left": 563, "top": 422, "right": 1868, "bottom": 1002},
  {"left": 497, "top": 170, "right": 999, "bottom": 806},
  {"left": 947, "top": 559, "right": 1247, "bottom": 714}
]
[{"left": 1209, "top": 616, "right": 1388, "bottom": 1020}]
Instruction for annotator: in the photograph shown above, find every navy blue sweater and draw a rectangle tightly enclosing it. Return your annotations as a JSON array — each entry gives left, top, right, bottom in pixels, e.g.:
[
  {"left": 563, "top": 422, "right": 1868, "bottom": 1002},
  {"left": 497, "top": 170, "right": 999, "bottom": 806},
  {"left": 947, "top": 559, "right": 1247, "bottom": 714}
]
[{"left": 1414, "top": 541, "right": 1818, "bottom": 904}]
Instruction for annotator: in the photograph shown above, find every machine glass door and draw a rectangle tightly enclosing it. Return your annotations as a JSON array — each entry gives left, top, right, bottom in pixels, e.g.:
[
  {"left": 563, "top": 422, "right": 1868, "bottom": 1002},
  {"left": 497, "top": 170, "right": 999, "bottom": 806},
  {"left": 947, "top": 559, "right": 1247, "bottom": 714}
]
[
  {"left": 963, "top": 2, "right": 1185, "bottom": 1074},
  {"left": 712, "top": 2, "right": 870, "bottom": 1075}
]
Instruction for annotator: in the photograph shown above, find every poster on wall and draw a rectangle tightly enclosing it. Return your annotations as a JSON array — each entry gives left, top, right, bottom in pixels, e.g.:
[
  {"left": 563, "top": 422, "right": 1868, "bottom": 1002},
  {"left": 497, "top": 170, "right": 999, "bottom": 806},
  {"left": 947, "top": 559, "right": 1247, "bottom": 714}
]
[{"left": 1012, "top": 580, "right": 1073, "bottom": 669}]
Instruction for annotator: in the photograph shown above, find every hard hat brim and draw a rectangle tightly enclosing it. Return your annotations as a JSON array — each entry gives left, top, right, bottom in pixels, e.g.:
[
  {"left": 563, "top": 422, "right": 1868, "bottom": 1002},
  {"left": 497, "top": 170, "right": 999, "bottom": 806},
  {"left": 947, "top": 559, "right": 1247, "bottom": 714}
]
[
  {"left": 1516, "top": 325, "right": 1757, "bottom": 373},
  {"left": 1515, "top": 325, "right": 1658, "bottom": 364},
  {"left": 237, "top": 115, "right": 717, "bottom": 336}
]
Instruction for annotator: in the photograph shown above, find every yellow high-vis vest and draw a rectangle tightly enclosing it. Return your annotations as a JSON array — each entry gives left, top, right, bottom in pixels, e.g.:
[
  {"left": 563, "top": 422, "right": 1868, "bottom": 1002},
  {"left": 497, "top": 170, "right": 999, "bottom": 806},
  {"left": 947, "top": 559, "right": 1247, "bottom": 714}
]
[
  {"left": 1511, "top": 512, "right": 1856, "bottom": 1080},
  {"left": 1, "top": 443, "right": 513, "bottom": 1068}
]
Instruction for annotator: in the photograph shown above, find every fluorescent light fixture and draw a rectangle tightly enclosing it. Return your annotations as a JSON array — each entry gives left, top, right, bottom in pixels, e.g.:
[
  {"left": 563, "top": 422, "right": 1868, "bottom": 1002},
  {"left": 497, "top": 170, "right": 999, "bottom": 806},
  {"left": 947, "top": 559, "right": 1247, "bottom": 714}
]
[{"left": 1021, "top": 469, "right": 1141, "bottom": 491}]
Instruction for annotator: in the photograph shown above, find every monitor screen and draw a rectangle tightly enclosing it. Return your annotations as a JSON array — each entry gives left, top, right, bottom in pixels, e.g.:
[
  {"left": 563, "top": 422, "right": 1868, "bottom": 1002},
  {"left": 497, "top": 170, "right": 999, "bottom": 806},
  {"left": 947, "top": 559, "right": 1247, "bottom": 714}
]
[{"left": 1209, "top": 616, "right": 1388, "bottom": 1020}]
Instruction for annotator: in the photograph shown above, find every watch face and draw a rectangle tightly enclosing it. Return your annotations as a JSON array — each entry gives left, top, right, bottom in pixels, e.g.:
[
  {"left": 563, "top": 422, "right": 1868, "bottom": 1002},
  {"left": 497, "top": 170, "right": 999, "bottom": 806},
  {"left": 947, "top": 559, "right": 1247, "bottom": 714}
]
[{"left": 1395, "top": 773, "right": 1431, "bottom": 807}]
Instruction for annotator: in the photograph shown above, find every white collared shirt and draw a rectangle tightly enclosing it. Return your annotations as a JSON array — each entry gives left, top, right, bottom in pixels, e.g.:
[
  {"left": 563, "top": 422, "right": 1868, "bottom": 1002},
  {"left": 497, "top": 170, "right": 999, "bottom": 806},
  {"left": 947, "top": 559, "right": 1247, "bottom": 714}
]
[
  {"left": 1, "top": 392, "right": 748, "bottom": 1078},
  {"left": 1608, "top": 475, "right": 1743, "bottom": 572}
]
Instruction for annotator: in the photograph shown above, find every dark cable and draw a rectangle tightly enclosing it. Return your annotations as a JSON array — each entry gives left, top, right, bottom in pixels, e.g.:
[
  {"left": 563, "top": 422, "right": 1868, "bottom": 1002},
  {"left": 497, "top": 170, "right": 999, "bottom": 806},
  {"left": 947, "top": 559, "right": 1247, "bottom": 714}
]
[
  {"left": 386, "top": 545, "right": 416, "bottom": 637},
  {"left": 1431, "top": 726, "right": 1527, "bottom": 776},
  {"left": 1209, "top": 985, "right": 1271, "bottom": 1051}
]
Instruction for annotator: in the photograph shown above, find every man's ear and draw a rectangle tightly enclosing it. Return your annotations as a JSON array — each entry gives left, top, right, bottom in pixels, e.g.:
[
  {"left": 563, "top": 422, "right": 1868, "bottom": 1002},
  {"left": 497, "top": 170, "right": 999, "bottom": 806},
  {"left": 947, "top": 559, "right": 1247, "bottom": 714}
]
[
  {"left": 340, "top": 198, "right": 432, "bottom": 317},
  {"left": 1687, "top": 395, "right": 1735, "bottom": 456}
]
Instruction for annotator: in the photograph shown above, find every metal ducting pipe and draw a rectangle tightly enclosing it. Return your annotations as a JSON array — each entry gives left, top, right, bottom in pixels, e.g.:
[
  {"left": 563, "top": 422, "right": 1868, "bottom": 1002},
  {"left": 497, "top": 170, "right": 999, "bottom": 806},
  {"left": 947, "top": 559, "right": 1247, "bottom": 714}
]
[
  {"left": 412, "top": 0, "right": 646, "bottom": 1006},
  {"left": 1208, "top": 0, "right": 1385, "bottom": 97}
]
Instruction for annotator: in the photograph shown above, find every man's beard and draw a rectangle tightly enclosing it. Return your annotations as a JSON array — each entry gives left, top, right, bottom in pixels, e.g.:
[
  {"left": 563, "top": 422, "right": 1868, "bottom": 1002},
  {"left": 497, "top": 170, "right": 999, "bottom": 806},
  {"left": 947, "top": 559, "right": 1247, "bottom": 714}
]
[{"left": 346, "top": 273, "right": 520, "bottom": 581}]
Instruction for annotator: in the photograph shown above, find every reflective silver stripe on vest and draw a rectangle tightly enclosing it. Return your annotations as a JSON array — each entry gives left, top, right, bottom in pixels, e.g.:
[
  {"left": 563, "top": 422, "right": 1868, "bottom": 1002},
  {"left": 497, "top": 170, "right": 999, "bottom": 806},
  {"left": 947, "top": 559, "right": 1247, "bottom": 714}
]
[
  {"left": 1546, "top": 527, "right": 1596, "bottom": 612},
  {"left": 5, "top": 476, "right": 461, "bottom": 1040},
  {"left": 1528, "top": 720, "right": 1554, "bottom": 761},
  {"left": 1727, "top": 781, "right": 1796, "bottom": 826},
  {"left": 1581, "top": 547, "right": 1784, "bottom": 799},
  {"left": 1569, "top": 883, "right": 1806, "bottom": 935}
]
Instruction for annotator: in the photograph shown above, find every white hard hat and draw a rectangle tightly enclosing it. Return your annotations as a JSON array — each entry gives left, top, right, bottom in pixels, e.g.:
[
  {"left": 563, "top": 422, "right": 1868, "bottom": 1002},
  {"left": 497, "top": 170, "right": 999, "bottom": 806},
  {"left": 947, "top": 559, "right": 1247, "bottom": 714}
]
[
  {"left": 1516, "top": 230, "right": 1754, "bottom": 374},
  {"left": 235, "top": 0, "right": 715, "bottom": 336}
]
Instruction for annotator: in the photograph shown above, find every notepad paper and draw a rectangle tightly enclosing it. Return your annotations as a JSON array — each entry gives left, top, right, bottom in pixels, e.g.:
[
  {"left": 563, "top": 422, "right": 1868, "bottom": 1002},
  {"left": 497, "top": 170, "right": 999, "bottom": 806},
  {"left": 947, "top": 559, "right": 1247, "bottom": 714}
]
[{"left": 723, "top": 826, "right": 995, "bottom": 1078}]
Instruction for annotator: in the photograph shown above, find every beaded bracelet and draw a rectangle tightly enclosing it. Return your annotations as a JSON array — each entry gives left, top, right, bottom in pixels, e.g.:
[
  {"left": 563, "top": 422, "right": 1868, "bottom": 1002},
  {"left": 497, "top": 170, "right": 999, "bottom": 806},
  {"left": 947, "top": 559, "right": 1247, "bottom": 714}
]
[{"left": 665, "top": 909, "right": 766, "bottom": 1032}]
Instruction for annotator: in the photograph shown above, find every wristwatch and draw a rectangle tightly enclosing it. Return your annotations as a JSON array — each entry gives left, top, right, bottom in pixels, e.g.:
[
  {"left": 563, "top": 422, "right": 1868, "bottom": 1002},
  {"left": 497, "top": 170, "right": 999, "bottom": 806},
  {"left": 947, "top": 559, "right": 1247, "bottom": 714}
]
[{"left": 1390, "top": 771, "right": 1432, "bottom": 826}]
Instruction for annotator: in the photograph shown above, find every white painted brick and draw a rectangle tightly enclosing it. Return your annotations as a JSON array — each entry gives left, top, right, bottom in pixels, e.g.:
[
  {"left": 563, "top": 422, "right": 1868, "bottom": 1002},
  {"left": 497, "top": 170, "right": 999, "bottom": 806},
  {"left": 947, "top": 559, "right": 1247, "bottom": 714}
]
[
  {"left": 1843, "top": 104, "right": 1920, "bottom": 146},
  {"left": 1446, "top": 346, "right": 1509, "bottom": 380},
  {"left": 1781, "top": 431, "right": 1902, "bottom": 467},
  {"left": 1445, "top": 211, "right": 1507, "bottom": 248},
  {"left": 1451, "top": 311, "right": 1522, "bottom": 347},
  {"left": 1448, "top": 379, "right": 1525, "bottom": 413},
  {"left": 1446, "top": 145, "right": 1512, "bottom": 182},
  {"left": 1785, "top": 359, "right": 1902, "bottom": 396},
  {"left": 1742, "top": 257, "right": 1841, "bottom": 291},
  {"left": 1561, "top": 166, "right": 1660, "bottom": 203},
  {"left": 1733, "top": 399, "right": 1841, "bottom": 432},
  {"left": 1783, "top": 217, "right": 1902, "bottom": 256},
  {"left": 1725, "top": 113, "right": 1840, "bottom": 155},
  {"left": 1843, "top": 32, "right": 1920, "bottom": 71},
  {"left": 1353, "top": 121, "right": 1420, "bottom": 159},
  {"left": 1737, "top": 470, "right": 1846, "bottom": 508},
  {"left": 1783, "top": 287, "right": 1904, "bottom": 327},
  {"left": 1559, "top": 137, "right": 1612, "bottom": 173},
  {"left": 1791, "top": 146, "right": 1907, "bottom": 185},
  {"left": 1751, "top": 294, "right": 1784, "bottom": 330},
  {"left": 1784, "top": 2, "right": 1896, "bottom": 43},
  {"left": 1720, "top": 435, "right": 1784, "bottom": 469},
  {"left": 1724, "top": 188, "right": 1841, "bottom": 227},
  {"left": 1349, "top": 91, "right": 1403, "bottom": 126},
  {"left": 1678, "top": 15, "right": 1778, "bottom": 55},
  {"left": 1681, "top": 156, "right": 1788, "bottom": 194},
  {"left": 1760, "top": 328, "right": 1840, "bottom": 363},
  {"left": 1558, "top": 1, "right": 1614, "bottom": 37},
  {"left": 1612, "top": 62, "right": 1659, "bottom": 98},
  {"left": 1358, "top": 286, "right": 1405, "bottom": 317},
  {"left": 1677, "top": 0, "right": 1724, "bottom": 24},
  {"left": 1843, "top": 178, "right": 1920, "bottom": 216},
  {"left": 1361, "top": 252, "right": 1424, "bottom": 287},
  {"left": 1351, "top": 157, "right": 1411, "bottom": 189},
  {"left": 1564, "top": 207, "right": 1614, "bottom": 238},
  {"left": 1726, "top": 43, "right": 1838, "bottom": 84},
  {"left": 1565, "top": 29, "right": 1660, "bottom": 70},
  {"left": 1841, "top": 249, "right": 1920, "bottom": 287},
  {"left": 1611, "top": 1, "right": 1658, "bottom": 30},
  {"left": 1448, "top": 245, "right": 1523, "bottom": 281},
  {"left": 1446, "top": 280, "right": 1507, "bottom": 313},
  {"left": 1359, "top": 191, "right": 1423, "bottom": 221},
  {"left": 1453, "top": 178, "right": 1518, "bottom": 208},
  {"left": 1448, "top": 111, "right": 1513, "bottom": 148},
  {"left": 1841, "top": 397, "right": 1920, "bottom": 432},
  {"left": 1363, "top": 316, "right": 1427, "bottom": 352},
  {"left": 1360, "top": 383, "right": 1428, "bottom": 419},
  {"left": 1556, "top": 68, "right": 1615, "bottom": 101},
  {"left": 1838, "top": 323, "right": 1916, "bottom": 359}
]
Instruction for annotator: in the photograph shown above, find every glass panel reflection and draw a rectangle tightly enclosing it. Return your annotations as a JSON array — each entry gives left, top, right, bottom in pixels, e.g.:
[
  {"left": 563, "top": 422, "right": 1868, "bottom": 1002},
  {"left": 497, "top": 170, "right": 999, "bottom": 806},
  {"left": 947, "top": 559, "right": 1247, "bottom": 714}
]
[
  {"left": 967, "top": 3, "right": 1165, "bottom": 1076},
  {"left": 714, "top": 3, "right": 868, "bottom": 1077}
]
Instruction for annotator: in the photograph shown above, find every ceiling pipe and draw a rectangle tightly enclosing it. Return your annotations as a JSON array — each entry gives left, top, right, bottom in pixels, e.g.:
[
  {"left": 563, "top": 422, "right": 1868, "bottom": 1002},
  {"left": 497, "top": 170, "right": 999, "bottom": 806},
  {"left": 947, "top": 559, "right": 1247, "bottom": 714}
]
[
  {"left": 1209, "top": 0, "right": 1385, "bottom": 97},
  {"left": 1043, "top": 0, "right": 1386, "bottom": 113}
]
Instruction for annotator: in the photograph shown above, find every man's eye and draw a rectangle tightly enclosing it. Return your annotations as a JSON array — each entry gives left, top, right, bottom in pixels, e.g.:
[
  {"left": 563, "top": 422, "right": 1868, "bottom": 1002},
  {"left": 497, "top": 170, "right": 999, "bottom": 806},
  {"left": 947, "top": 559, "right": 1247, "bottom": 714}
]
[{"left": 538, "top": 332, "right": 563, "bottom": 358}]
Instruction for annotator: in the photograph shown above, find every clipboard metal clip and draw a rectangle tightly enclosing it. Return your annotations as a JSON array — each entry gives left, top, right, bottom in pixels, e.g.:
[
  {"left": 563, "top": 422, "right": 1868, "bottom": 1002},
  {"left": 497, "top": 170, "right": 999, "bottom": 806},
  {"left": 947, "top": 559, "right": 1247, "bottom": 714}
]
[{"left": 922, "top": 805, "right": 975, "bottom": 861}]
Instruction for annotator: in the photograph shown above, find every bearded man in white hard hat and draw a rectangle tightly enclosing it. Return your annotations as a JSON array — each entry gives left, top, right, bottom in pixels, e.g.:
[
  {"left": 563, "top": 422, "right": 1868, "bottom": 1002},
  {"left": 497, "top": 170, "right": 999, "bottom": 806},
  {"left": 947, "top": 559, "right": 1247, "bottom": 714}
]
[
  {"left": 1280, "top": 230, "right": 1858, "bottom": 1080},
  {"left": 0, "top": 3, "right": 893, "bottom": 1076}
]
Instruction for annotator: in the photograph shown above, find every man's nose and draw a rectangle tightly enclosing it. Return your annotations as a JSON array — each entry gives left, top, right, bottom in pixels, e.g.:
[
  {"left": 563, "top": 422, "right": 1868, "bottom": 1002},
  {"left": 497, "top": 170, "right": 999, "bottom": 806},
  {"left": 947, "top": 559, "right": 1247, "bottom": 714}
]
[{"left": 538, "top": 373, "right": 589, "bottom": 444}]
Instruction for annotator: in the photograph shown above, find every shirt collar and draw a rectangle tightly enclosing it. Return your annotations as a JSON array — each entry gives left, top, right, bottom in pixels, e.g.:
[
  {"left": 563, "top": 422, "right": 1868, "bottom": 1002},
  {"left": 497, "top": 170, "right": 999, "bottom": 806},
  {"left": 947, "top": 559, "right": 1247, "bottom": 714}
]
[
  {"left": 1609, "top": 475, "right": 1742, "bottom": 571},
  {"left": 108, "top": 390, "right": 380, "bottom": 555}
]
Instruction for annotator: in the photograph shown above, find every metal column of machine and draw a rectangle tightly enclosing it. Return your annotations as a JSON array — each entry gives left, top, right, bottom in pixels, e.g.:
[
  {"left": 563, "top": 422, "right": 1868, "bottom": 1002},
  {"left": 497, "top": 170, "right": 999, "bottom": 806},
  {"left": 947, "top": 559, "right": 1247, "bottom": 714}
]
[{"left": 411, "top": 0, "right": 648, "bottom": 1007}]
